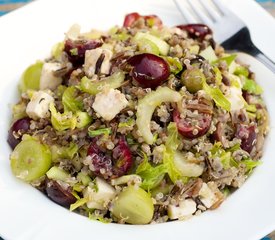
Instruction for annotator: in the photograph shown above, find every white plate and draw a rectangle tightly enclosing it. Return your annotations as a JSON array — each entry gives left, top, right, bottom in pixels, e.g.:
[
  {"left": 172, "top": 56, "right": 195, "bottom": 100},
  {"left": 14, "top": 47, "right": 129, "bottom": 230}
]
[{"left": 0, "top": 0, "right": 275, "bottom": 239}]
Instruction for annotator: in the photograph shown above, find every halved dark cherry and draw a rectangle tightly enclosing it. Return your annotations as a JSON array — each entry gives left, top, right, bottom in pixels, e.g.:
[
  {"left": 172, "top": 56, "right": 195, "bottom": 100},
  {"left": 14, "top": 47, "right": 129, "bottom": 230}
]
[
  {"left": 176, "top": 24, "right": 212, "bottom": 40},
  {"left": 144, "top": 15, "right": 163, "bottom": 27},
  {"left": 123, "top": 12, "right": 163, "bottom": 28},
  {"left": 123, "top": 12, "right": 141, "bottom": 27},
  {"left": 112, "top": 138, "right": 133, "bottom": 176},
  {"left": 7, "top": 117, "right": 31, "bottom": 149},
  {"left": 128, "top": 53, "right": 170, "bottom": 89},
  {"left": 46, "top": 180, "right": 76, "bottom": 208},
  {"left": 173, "top": 110, "right": 212, "bottom": 139},
  {"left": 235, "top": 124, "right": 257, "bottom": 153},
  {"left": 87, "top": 139, "right": 113, "bottom": 179},
  {"left": 64, "top": 39, "right": 102, "bottom": 66}
]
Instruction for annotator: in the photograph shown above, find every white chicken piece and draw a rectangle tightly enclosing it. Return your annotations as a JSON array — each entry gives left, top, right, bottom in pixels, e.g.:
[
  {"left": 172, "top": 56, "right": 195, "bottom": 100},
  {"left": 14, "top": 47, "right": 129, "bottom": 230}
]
[
  {"left": 84, "top": 48, "right": 113, "bottom": 77},
  {"left": 92, "top": 88, "right": 128, "bottom": 121},
  {"left": 83, "top": 177, "right": 116, "bottom": 210},
  {"left": 199, "top": 183, "right": 218, "bottom": 208},
  {"left": 168, "top": 199, "right": 197, "bottom": 220},
  {"left": 26, "top": 90, "right": 54, "bottom": 120},
  {"left": 40, "top": 62, "right": 63, "bottom": 90}
]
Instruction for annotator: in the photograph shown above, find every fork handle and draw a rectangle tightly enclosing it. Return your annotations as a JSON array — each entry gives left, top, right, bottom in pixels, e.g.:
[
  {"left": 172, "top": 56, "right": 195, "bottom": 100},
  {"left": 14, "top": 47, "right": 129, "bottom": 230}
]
[{"left": 221, "top": 27, "right": 275, "bottom": 73}]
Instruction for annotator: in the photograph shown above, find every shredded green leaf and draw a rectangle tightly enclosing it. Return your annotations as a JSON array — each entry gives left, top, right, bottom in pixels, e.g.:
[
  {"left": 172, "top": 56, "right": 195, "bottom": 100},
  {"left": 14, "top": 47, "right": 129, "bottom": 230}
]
[
  {"left": 62, "top": 86, "right": 83, "bottom": 112},
  {"left": 75, "top": 112, "right": 92, "bottom": 128},
  {"left": 70, "top": 198, "right": 87, "bottom": 211},
  {"left": 136, "top": 152, "right": 166, "bottom": 190},
  {"left": 49, "top": 103, "right": 77, "bottom": 131},
  {"left": 242, "top": 77, "right": 263, "bottom": 95},
  {"left": 234, "top": 66, "right": 249, "bottom": 77},
  {"left": 242, "top": 159, "right": 262, "bottom": 174},
  {"left": 118, "top": 118, "right": 135, "bottom": 128},
  {"left": 51, "top": 142, "right": 78, "bottom": 162},
  {"left": 88, "top": 127, "right": 112, "bottom": 137},
  {"left": 203, "top": 82, "right": 231, "bottom": 111},
  {"left": 214, "top": 54, "right": 237, "bottom": 66}
]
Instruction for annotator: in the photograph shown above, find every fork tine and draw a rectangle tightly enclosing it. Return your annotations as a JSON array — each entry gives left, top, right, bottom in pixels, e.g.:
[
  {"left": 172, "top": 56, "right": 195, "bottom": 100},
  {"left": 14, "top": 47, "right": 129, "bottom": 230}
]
[
  {"left": 211, "top": 0, "right": 230, "bottom": 15},
  {"left": 173, "top": 0, "right": 197, "bottom": 23},
  {"left": 186, "top": 0, "right": 213, "bottom": 25},
  {"left": 198, "top": 0, "right": 221, "bottom": 22}
]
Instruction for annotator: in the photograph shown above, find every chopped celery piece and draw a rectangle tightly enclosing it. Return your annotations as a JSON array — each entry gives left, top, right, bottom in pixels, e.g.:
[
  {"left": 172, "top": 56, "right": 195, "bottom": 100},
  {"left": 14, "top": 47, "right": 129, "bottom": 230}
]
[
  {"left": 111, "top": 174, "right": 142, "bottom": 186},
  {"left": 51, "top": 142, "right": 78, "bottom": 162},
  {"left": 46, "top": 166, "right": 71, "bottom": 182},
  {"left": 135, "top": 38, "right": 159, "bottom": 55},
  {"left": 10, "top": 138, "right": 52, "bottom": 182},
  {"left": 77, "top": 172, "right": 92, "bottom": 186},
  {"left": 203, "top": 82, "right": 231, "bottom": 111},
  {"left": 62, "top": 86, "right": 83, "bottom": 112},
  {"left": 70, "top": 198, "right": 88, "bottom": 211},
  {"left": 88, "top": 127, "right": 111, "bottom": 137},
  {"left": 75, "top": 112, "right": 92, "bottom": 128},
  {"left": 80, "top": 71, "right": 125, "bottom": 95},
  {"left": 51, "top": 41, "right": 64, "bottom": 60},
  {"left": 112, "top": 186, "right": 154, "bottom": 224},
  {"left": 136, "top": 87, "right": 181, "bottom": 144},
  {"left": 49, "top": 103, "right": 77, "bottom": 131},
  {"left": 234, "top": 66, "right": 249, "bottom": 77},
  {"left": 134, "top": 32, "right": 169, "bottom": 55},
  {"left": 20, "top": 61, "right": 43, "bottom": 93},
  {"left": 164, "top": 56, "right": 183, "bottom": 74},
  {"left": 199, "top": 46, "right": 217, "bottom": 62},
  {"left": 242, "top": 77, "right": 263, "bottom": 95}
]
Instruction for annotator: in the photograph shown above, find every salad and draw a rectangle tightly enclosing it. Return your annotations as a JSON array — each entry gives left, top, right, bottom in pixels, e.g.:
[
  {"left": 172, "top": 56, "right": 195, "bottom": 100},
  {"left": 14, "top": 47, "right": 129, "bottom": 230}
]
[{"left": 7, "top": 12, "right": 269, "bottom": 224}]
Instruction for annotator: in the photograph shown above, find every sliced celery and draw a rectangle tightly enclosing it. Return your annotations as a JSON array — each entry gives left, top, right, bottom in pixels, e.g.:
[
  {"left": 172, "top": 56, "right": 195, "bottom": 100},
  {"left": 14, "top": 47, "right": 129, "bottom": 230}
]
[
  {"left": 80, "top": 71, "right": 125, "bottom": 95},
  {"left": 136, "top": 87, "right": 181, "bottom": 144}
]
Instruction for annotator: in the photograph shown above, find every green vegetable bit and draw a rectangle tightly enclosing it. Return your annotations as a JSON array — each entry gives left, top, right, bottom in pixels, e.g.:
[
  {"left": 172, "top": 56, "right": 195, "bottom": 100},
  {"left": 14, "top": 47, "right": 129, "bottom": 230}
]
[
  {"left": 80, "top": 71, "right": 125, "bottom": 95},
  {"left": 203, "top": 82, "right": 231, "bottom": 111},
  {"left": 88, "top": 127, "right": 112, "bottom": 137},
  {"left": 10, "top": 137, "right": 52, "bottom": 182},
  {"left": 19, "top": 61, "right": 43, "bottom": 93},
  {"left": 181, "top": 68, "right": 205, "bottom": 93},
  {"left": 242, "top": 77, "right": 263, "bottom": 95},
  {"left": 112, "top": 186, "right": 154, "bottom": 224},
  {"left": 62, "top": 86, "right": 83, "bottom": 112}
]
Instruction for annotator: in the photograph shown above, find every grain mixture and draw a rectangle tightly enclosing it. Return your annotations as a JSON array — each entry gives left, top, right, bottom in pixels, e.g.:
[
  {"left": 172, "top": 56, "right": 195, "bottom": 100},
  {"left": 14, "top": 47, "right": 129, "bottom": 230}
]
[{"left": 8, "top": 13, "right": 269, "bottom": 224}]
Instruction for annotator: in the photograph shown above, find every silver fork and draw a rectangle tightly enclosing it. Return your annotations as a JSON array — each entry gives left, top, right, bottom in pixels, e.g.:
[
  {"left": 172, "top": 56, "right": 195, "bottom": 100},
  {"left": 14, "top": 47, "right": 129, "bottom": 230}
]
[{"left": 173, "top": 0, "right": 275, "bottom": 73}]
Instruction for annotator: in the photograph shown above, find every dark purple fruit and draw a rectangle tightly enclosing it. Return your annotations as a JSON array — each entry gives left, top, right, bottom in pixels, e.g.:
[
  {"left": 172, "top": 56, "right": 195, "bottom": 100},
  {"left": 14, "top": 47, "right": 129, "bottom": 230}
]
[
  {"left": 46, "top": 180, "right": 76, "bottom": 208},
  {"left": 64, "top": 39, "right": 102, "bottom": 66},
  {"left": 128, "top": 53, "right": 170, "bottom": 89},
  {"left": 235, "top": 124, "right": 256, "bottom": 153},
  {"left": 87, "top": 139, "right": 113, "bottom": 179},
  {"left": 176, "top": 24, "right": 212, "bottom": 40},
  {"left": 112, "top": 138, "right": 133, "bottom": 176},
  {"left": 7, "top": 117, "right": 31, "bottom": 149},
  {"left": 173, "top": 109, "right": 212, "bottom": 139}
]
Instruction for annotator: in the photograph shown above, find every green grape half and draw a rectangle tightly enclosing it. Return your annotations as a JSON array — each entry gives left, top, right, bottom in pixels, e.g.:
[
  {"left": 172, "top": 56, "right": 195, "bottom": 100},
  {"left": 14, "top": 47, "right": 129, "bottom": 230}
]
[
  {"left": 19, "top": 61, "right": 43, "bottom": 93},
  {"left": 112, "top": 186, "right": 154, "bottom": 224},
  {"left": 10, "top": 138, "right": 52, "bottom": 182}
]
